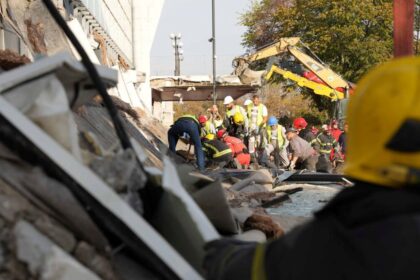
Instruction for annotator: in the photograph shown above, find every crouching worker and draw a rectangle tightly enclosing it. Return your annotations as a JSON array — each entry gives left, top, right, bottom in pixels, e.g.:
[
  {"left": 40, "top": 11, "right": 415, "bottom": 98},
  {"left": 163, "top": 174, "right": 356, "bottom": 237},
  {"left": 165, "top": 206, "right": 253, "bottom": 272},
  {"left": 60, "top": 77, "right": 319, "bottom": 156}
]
[
  {"left": 260, "top": 116, "right": 289, "bottom": 168},
  {"left": 285, "top": 127, "right": 318, "bottom": 171},
  {"left": 217, "top": 129, "right": 251, "bottom": 169},
  {"left": 167, "top": 115, "right": 205, "bottom": 171},
  {"left": 203, "top": 57, "right": 420, "bottom": 280},
  {"left": 202, "top": 134, "right": 233, "bottom": 169}
]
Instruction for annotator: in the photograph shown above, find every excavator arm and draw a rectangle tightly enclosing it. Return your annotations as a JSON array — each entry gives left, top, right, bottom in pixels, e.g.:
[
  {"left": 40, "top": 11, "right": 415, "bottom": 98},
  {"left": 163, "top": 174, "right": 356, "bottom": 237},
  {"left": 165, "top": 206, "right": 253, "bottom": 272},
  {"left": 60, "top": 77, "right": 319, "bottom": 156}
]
[
  {"left": 233, "top": 37, "right": 352, "bottom": 101},
  {"left": 265, "top": 65, "right": 344, "bottom": 101}
]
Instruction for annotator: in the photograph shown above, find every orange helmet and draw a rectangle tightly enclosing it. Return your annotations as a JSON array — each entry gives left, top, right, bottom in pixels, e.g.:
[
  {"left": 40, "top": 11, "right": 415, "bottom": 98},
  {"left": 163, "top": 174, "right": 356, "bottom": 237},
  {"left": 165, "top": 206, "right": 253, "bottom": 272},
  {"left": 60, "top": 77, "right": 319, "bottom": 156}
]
[
  {"left": 293, "top": 117, "right": 308, "bottom": 129},
  {"left": 198, "top": 115, "right": 207, "bottom": 124}
]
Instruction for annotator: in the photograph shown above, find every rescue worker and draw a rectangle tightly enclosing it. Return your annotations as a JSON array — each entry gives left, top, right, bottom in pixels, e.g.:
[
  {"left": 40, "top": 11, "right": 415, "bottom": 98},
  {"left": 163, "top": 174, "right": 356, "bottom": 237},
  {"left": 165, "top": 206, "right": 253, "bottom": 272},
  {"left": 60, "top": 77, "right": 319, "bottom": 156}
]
[
  {"left": 285, "top": 127, "right": 318, "bottom": 171},
  {"left": 338, "top": 122, "right": 348, "bottom": 157},
  {"left": 217, "top": 129, "right": 251, "bottom": 169},
  {"left": 167, "top": 115, "right": 205, "bottom": 171},
  {"left": 243, "top": 98, "right": 252, "bottom": 107},
  {"left": 202, "top": 134, "right": 233, "bottom": 169},
  {"left": 330, "top": 119, "right": 343, "bottom": 141},
  {"left": 204, "top": 56, "right": 420, "bottom": 280},
  {"left": 208, "top": 104, "right": 224, "bottom": 129},
  {"left": 223, "top": 95, "right": 248, "bottom": 135},
  {"left": 227, "top": 112, "right": 248, "bottom": 141},
  {"left": 260, "top": 116, "right": 289, "bottom": 168},
  {"left": 246, "top": 95, "right": 268, "bottom": 162},
  {"left": 293, "top": 117, "right": 316, "bottom": 143},
  {"left": 198, "top": 115, "right": 215, "bottom": 138},
  {"left": 314, "top": 124, "right": 339, "bottom": 173}
]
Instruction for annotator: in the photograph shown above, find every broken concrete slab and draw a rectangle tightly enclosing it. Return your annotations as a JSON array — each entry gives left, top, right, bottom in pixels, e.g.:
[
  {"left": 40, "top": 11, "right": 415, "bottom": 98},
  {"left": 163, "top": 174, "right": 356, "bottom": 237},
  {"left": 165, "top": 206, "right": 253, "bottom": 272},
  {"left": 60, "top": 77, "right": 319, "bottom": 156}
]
[
  {"left": 34, "top": 216, "right": 76, "bottom": 253},
  {"left": 41, "top": 246, "right": 101, "bottom": 280},
  {"left": 14, "top": 220, "right": 100, "bottom": 279},
  {"left": 74, "top": 241, "right": 119, "bottom": 280}
]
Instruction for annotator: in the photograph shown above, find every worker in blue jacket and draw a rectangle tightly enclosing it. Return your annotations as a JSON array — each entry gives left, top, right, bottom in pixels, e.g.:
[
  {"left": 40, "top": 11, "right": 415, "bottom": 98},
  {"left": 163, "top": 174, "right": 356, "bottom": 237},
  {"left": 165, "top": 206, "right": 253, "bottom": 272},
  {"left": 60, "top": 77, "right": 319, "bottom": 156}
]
[{"left": 167, "top": 115, "right": 205, "bottom": 171}]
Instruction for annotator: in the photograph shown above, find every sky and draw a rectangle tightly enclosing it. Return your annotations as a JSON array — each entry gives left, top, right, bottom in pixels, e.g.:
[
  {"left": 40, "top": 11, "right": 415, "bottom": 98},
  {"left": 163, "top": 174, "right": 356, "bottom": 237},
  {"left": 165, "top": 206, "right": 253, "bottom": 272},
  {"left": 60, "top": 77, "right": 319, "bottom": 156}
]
[{"left": 151, "top": 0, "right": 252, "bottom": 76}]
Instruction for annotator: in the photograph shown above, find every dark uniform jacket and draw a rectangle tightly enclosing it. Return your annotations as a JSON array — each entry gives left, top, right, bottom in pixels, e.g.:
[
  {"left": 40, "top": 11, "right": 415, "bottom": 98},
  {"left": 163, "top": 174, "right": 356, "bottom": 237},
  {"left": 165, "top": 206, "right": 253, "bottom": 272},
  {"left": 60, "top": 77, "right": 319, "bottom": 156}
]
[
  {"left": 314, "top": 132, "right": 338, "bottom": 155},
  {"left": 298, "top": 127, "right": 316, "bottom": 143},
  {"left": 205, "top": 182, "right": 420, "bottom": 280},
  {"left": 202, "top": 139, "right": 233, "bottom": 160}
]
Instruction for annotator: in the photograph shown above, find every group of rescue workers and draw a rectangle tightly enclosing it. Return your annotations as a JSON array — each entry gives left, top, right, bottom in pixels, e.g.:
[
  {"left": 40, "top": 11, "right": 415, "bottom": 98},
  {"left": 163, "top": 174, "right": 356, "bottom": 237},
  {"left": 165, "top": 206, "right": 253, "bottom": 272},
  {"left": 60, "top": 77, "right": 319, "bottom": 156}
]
[{"left": 168, "top": 94, "right": 348, "bottom": 173}]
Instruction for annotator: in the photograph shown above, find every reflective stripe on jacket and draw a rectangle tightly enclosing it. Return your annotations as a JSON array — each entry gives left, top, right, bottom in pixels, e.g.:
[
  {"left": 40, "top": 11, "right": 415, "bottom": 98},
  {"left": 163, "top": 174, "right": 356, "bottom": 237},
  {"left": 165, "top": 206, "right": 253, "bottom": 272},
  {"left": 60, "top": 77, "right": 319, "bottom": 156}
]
[
  {"left": 315, "top": 133, "right": 338, "bottom": 154},
  {"left": 202, "top": 140, "right": 233, "bottom": 159}
]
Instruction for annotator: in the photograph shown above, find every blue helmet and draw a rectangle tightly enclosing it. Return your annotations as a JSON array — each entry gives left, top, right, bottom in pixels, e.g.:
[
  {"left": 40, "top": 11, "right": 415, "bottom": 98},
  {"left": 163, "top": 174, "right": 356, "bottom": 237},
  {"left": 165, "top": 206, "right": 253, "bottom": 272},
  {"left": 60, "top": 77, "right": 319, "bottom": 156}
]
[{"left": 268, "top": 116, "right": 278, "bottom": 126}]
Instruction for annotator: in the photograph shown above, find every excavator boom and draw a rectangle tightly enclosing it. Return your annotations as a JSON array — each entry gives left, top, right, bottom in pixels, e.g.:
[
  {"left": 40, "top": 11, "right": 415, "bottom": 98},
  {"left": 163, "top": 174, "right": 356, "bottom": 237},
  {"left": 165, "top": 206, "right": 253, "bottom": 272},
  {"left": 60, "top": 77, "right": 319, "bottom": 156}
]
[{"left": 233, "top": 37, "right": 352, "bottom": 101}]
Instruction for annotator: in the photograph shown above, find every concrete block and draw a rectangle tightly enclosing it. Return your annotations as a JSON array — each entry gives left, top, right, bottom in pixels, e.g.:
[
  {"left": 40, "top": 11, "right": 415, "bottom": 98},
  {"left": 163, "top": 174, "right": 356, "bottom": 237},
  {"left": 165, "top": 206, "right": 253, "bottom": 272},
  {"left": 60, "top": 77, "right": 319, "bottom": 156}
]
[
  {"left": 14, "top": 220, "right": 100, "bottom": 280},
  {"left": 41, "top": 246, "right": 101, "bottom": 280},
  {"left": 34, "top": 216, "right": 76, "bottom": 253},
  {"left": 74, "top": 241, "right": 119, "bottom": 280}
]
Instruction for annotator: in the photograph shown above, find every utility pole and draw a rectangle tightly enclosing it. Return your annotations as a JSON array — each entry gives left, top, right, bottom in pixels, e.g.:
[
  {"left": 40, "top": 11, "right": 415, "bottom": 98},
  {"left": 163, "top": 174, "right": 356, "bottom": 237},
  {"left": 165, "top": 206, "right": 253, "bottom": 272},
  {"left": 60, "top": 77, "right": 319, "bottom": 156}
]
[
  {"left": 394, "top": 0, "right": 415, "bottom": 57},
  {"left": 210, "top": 0, "right": 217, "bottom": 104},
  {"left": 170, "top": 33, "right": 183, "bottom": 76}
]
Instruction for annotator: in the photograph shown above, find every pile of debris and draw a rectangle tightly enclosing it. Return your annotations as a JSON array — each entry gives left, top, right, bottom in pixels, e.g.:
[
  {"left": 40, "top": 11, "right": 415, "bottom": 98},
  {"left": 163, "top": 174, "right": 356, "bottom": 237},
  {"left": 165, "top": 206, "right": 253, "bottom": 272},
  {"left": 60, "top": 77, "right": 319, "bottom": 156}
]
[{"left": 0, "top": 50, "right": 328, "bottom": 279}]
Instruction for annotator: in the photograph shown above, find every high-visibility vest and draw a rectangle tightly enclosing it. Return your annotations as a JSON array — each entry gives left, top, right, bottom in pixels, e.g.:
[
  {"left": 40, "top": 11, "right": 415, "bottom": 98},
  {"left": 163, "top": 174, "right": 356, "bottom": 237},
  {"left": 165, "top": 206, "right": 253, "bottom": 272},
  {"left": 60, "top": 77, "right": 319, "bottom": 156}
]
[
  {"left": 267, "top": 125, "right": 286, "bottom": 149},
  {"left": 200, "top": 121, "right": 214, "bottom": 137},
  {"left": 177, "top": 114, "right": 199, "bottom": 126},
  {"left": 247, "top": 103, "right": 265, "bottom": 127},
  {"left": 226, "top": 105, "right": 243, "bottom": 118}
]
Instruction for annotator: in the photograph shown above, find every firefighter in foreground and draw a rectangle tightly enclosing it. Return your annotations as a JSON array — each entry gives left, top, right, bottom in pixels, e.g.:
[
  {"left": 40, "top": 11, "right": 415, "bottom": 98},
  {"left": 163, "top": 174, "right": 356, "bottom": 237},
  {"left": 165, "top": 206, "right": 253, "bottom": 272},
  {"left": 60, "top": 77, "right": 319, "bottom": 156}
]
[
  {"left": 167, "top": 115, "right": 205, "bottom": 171},
  {"left": 204, "top": 57, "right": 420, "bottom": 279}
]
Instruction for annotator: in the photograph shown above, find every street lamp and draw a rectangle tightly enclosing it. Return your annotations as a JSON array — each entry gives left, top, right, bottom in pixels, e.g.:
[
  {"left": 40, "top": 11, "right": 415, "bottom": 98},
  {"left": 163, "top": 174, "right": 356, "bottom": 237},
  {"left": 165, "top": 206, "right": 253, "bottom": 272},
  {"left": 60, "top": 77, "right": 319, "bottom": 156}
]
[
  {"left": 210, "top": 0, "right": 217, "bottom": 104},
  {"left": 170, "top": 33, "right": 183, "bottom": 76}
]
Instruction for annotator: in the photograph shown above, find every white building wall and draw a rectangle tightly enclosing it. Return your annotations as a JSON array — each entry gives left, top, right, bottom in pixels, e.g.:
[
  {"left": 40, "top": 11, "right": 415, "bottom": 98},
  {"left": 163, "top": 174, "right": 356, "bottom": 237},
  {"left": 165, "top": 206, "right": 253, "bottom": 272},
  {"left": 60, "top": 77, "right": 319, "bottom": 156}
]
[
  {"left": 133, "top": 0, "right": 165, "bottom": 112},
  {"left": 79, "top": 0, "right": 133, "bottom": 64},
  {"left": 75, "top": 0, "right": 165, "bottom": 113}
]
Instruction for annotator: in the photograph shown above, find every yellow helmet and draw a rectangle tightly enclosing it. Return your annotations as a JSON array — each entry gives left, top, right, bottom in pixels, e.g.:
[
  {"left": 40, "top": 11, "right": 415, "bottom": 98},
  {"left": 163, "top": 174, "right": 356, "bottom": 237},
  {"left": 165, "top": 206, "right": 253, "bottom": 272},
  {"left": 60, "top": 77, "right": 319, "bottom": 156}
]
[
  {"left": 205, "top": 134, "right": 215, "bottom": 141},
  {"left": 345, "top": 56, "right": 420, "bottom": 188},
  {"left": 233, "top": 112, "right": 244, "bottom": 125}
]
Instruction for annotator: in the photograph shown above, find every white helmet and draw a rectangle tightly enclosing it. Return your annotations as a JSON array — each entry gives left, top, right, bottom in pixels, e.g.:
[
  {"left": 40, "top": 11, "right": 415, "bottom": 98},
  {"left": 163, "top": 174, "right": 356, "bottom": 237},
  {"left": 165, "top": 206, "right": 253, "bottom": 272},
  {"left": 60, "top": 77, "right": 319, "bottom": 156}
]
[
  {"left": 223, "top": 95, "right": 234, "bottom": 105},
  {"left": 244, "top": 99, "right": 252, "bottom": 106}
]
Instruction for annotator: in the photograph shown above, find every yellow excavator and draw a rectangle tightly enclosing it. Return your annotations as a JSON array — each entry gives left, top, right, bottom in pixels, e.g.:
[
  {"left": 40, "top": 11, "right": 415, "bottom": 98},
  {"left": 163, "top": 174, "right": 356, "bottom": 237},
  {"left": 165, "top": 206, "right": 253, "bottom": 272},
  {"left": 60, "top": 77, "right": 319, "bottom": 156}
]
[{"left": 232, "top": 37, "right": 354, "bottom": 121}]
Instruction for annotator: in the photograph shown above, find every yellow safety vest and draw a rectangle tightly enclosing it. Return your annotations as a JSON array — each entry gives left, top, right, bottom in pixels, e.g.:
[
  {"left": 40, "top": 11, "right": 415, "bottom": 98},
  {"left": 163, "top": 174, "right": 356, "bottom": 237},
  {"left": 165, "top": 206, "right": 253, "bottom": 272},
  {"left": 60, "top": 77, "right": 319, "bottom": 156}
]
[
  {"left": 226, "top": 105, "right": 243, "bottom": 118},
  {"left": 267, "top": 125, "right": 285, "bottom": 149},
  {"left": 247, "top": 103, "right": 265, "bottom": 127},
  {"left": 178, "top": 114, "right": 199, "bottom": 126},
  {"left": 200, "top": 121, "right": 213, "bottom": 137}
]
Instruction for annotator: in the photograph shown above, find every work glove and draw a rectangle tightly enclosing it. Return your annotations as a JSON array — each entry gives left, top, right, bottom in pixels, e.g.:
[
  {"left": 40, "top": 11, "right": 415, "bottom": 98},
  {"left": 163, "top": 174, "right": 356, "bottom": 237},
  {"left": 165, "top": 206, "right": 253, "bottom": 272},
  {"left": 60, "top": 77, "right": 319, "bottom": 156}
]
[
  {"left": 203, "top": 238, "right": 257, "bottom": 280},
  {"left": 287, "top": 162, "right": 295, "bottom": 171}
]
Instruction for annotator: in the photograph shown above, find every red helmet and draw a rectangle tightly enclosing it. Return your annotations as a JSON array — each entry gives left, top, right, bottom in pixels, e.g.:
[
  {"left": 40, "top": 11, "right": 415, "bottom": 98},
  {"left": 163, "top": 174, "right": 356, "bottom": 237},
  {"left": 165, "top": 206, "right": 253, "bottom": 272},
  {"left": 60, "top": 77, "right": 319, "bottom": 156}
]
[
  {"left": 217, "top": 129, "right": 227, "bottom": 139},
  {"left": 293, "top": 117, "right": 308, "bottom": 129},
  {"left": 198, "top": 115, "right": 207, "bottom": 124}
]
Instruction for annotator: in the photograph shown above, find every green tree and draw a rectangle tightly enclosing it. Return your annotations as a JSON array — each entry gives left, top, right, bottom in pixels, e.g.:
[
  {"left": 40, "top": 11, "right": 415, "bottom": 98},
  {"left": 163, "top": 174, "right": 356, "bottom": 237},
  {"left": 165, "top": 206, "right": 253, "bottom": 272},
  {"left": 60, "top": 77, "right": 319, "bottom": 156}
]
[{"left": 241, "top": 0, "right": 393, "bottom": 82}]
